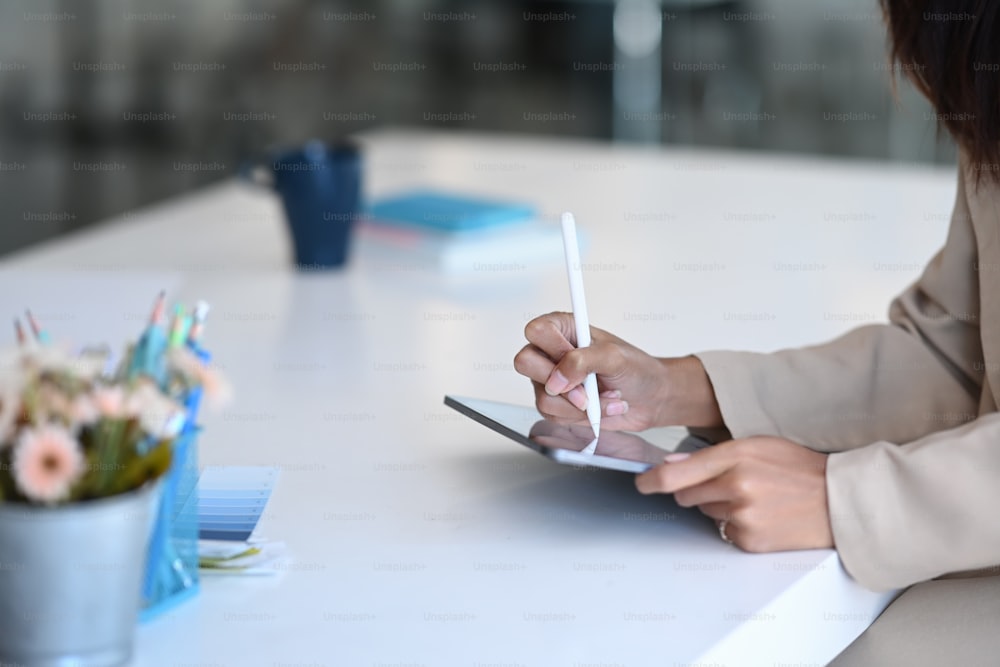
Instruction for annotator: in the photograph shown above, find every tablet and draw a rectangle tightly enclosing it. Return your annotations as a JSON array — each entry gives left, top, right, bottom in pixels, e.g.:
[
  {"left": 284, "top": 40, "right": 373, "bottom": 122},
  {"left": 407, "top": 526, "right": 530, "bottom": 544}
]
[{"left": 444, "top": 395, "right": 714, "bottom": 473}]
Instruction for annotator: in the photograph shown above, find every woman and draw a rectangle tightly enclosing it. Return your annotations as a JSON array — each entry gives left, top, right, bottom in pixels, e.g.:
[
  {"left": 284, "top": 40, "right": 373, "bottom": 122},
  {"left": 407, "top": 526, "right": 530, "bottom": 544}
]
[{"left": 514, "top": 0, "right": 1000, "bottom": 594}]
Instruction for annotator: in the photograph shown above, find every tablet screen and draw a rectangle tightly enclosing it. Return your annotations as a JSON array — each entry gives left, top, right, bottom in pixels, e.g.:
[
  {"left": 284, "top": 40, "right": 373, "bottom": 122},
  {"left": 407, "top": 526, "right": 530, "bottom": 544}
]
[{"left": 444, "top": 395, "right": 713, "bottom": 473}]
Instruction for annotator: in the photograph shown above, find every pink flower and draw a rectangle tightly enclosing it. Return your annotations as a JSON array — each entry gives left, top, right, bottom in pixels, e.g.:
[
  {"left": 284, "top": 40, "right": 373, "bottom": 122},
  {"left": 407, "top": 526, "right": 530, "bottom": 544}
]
[
  {"left": 92, "top": 386, "right": 127, "bottom": 418},
  {"left": 12, "top": 425, "right": 85, "bottom": 504}
]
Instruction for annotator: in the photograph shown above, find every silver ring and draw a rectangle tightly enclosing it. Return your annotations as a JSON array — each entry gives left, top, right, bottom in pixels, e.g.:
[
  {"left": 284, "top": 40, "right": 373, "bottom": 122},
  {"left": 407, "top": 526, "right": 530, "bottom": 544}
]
[{"left": 718, "top": 519, "right": 734, "bottom": 545}]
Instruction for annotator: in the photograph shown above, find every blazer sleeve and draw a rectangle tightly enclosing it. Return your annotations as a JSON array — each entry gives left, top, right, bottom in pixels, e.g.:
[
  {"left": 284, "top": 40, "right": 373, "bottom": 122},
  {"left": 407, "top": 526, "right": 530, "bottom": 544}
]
[
  {"left": 694, "top": 159, "right": 984, "bottom": 453},
  {"left": 826, "top": 413, "right": 1000, "bottom": 590}
]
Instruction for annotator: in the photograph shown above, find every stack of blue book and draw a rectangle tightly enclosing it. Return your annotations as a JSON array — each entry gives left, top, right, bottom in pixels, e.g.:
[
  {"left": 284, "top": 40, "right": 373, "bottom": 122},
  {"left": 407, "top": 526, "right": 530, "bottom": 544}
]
[{"left": 358, "top": 190, "right": 565, "bottom": 272}]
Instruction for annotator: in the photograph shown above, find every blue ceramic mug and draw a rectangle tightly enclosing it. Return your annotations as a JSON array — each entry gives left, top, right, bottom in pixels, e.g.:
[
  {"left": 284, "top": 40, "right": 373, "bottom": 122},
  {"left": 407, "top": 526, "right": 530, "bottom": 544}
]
[{"left": 254, "top": 140, "right": 362, "bottom": 270}]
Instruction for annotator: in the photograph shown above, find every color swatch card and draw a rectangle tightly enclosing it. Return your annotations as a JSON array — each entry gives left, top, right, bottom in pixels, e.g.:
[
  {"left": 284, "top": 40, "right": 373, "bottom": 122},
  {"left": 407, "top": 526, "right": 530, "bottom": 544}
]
[{"left": 196, "top": 466, "right": 279, "bottom": 541}]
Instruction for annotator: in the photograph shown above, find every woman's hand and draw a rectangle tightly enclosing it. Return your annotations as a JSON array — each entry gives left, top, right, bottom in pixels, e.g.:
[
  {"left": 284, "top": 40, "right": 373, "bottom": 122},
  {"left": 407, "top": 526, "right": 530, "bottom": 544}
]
[
  {"left": 513, "top": 312, "right": 723, "bottom": 431},
  {"left": 636, "top": 436, "right": 834, "bottom": 552}
]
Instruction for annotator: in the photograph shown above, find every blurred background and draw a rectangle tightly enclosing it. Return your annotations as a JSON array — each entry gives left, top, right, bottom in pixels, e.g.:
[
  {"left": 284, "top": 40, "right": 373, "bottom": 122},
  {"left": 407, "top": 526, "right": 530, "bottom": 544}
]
[{"left": 0, "top": 0, "right": 954, "bottom": 257}]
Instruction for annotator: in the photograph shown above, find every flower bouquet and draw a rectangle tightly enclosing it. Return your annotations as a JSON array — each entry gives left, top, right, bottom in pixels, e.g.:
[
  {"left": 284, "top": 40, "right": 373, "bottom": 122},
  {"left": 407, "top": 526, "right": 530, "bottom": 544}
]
[{"left": 0, "top": 297, "right": 226, "bottom": 667}]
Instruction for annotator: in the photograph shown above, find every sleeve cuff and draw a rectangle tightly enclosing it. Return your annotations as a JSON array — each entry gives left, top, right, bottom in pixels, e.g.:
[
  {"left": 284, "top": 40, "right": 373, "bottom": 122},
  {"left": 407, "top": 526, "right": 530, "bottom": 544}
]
[
  {"left": 825, "top": 445, "right": 900, "bottom": 591},
  {"left": 694, "top": 350, "right": 783, "bottom": 440}
]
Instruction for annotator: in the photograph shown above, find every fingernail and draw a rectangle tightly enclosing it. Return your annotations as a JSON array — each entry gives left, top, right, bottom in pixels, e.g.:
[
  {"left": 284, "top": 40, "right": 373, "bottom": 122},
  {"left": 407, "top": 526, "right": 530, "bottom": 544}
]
[
  {"left": 544, "top": 370, "right": 570, "bottom": 396},
  {"left": 663, "top": 452, "right": 691, "bottom": 463},
  {"left": 567, "top": 386, "right": 588, "bottom": 411},
  {"left": 600, "top": 389, "right": 622, "bottom": 399},
  {"left": 606, "top": 400, "right": 628, "bottom": 416}
]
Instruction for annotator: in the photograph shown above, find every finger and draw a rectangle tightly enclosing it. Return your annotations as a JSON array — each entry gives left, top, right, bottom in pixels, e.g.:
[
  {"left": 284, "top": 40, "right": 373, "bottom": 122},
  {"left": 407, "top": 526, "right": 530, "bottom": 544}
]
[
  {"left": 525, "top": 315, "right": 621, "bottom": 396},
  {"left": 534, "top": 384, "right": 589, "bottom": 422},
  {"left": 696, "top": 502, "right": 733, "bottom": 522},
  {"left": 673, "top": 474, "right": 735, "bottom": 508},
  {"left": 516, "top": 343, "right": 604, "bottom": 412},
  {"left": 544, "top": 383, "right": 626, "bottom": 418},
  {"left": 546, "top": 340, "right": 626, "bottom": 396},
  {"left": 524, "top": 314, "right": 578, "bottom": 357},
  {"left": 634, "top": 442, "right": 743, "bottom": 495},
  {"left": 532, "top": 374, "right": 629, "bottom": 420},
  {"left": 720, "top": 520, "right": 749, "bottom": 551},
  {"left": 566, "top": 385, "right": 588, "bottom": 411},
  {"left": 513, "top": 344, "right": 557, "bottom": 384},
  {"left": 698, "top": 507, "right": 749, "bottom": 550},
  {"left": 533, "top": 384, "right": 630, "bottom": 426},
  {"left": 523, "top": 315, "right": 581, "bottom": 397},
  {"left": 604, "top": 396, "right": 628, "bottom": 417}
]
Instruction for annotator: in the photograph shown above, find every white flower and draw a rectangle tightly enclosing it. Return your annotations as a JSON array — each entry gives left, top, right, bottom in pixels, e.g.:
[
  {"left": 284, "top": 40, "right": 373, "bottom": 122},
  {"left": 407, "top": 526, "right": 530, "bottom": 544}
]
[
  {"left": 126, "top": 379, "right": 186, "bottom": 438},
  {"left": 0, "top": 348, "right": 27, "bottom": 447},
  {"left": 0, "top": 380, "right": 21, "bottom": 447},
  {"left": 19, "top": 344, "right": 77, "bottom": 375},
  {"left": 166, "top": 347, "right": 232, "bottom": 408},
  {"left": 69, "top": 394, "right": 99, "bottom": 427},
  {"left": 11, "top": 424, "right": 85, "bottom": 504},
  {"left": 34, "top": 382, "right": 73, "bottom": 424},
  {"left": 12, "top": 343, "right": 108, "bottom": 384},
  {"left": 68, "top": 347, "right": 111, "bottom": 381}
]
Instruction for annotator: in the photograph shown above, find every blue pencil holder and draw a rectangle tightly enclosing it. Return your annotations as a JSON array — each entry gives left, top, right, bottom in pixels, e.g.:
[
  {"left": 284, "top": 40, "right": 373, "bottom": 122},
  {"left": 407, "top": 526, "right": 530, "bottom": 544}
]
[{"left": 140, "top": 424, "right": 200, "bottom": 621}]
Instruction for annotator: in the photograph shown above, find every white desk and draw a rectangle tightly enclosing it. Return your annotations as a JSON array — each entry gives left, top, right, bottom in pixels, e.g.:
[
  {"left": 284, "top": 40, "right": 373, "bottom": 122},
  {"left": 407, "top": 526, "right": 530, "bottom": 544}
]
[{"left": 1, "top": 130, "right": 957, "bottom": 666}]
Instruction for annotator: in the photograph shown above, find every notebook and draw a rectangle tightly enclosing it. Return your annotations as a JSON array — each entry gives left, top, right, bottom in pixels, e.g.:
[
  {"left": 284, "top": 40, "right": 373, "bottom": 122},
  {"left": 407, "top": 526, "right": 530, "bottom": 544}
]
[
  {"left": 359, "top": 190, "right": 566, "bottom": 272},
  {"left": 367, "top": 190, "right": 535, "bottom": 233}
]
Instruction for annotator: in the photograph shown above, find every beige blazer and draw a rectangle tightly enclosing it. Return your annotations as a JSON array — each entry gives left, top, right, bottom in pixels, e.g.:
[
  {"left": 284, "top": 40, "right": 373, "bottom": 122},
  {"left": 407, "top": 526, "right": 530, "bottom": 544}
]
[{"left": 695, "top": 153, "right": 1000, "bottom": 592}]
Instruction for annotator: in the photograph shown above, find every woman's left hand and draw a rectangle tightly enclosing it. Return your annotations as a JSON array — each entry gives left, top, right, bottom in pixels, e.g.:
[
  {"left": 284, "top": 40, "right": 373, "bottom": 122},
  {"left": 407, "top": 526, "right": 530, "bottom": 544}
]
[{"left": 635, "top": 436, "right": 834, "bottom": 552}]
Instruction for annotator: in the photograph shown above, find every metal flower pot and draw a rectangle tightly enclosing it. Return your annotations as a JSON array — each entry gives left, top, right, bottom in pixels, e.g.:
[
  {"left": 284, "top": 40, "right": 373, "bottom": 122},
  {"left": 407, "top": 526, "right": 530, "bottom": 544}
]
[{"left": 0, "top": 482, "right": 160, "bottom": 667}]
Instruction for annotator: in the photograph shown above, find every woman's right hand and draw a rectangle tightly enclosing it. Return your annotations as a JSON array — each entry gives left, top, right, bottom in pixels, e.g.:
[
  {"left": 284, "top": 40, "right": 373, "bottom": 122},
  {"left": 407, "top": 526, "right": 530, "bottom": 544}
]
[{"left": 513, "top": 312, "right": 723, "bottom": 431}]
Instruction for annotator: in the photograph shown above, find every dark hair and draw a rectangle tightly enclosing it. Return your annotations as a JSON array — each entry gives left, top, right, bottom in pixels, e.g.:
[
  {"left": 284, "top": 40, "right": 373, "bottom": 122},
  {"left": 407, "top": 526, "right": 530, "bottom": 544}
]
[{"left": 881, "top": 0, "right": 1000, "bottom": 180}]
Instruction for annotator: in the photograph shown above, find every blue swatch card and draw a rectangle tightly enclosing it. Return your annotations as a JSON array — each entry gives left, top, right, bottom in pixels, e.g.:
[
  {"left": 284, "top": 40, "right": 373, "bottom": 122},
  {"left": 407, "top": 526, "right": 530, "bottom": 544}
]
[
  {"left": 368, "top": 190, "right": 535, "bottom": 233},
  {"left": 196, "top": 466, "right": 279, "bottom": 542}
]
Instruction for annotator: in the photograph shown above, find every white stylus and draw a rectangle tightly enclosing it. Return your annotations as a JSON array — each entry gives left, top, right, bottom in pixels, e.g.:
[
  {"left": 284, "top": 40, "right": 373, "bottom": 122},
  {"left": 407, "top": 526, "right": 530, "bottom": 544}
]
[{"left": 560, "top": 212, "right": 601, "bottom": 442}]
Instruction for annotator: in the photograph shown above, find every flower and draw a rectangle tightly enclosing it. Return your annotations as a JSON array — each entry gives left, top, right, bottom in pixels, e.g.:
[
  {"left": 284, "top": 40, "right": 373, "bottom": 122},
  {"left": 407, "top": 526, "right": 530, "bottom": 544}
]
[
  {"left": 92, "top": 385, "right": 127, "bottom": 418},
  {"left": 69, "top": 394, "right": 99, "bottom": 426},
  {"left": 0, "top": 295, "right": 229, "bottom": 505},
  {"left": 72, "top": 346, "right": 112, "bottom": 380},
  {"left": 166, "top": 347, "right": 232, "bottom": 408},
  {"left": 19, "top": 343, "right": 77, "bottom": 375},
  {"left": 34, "top": 382, "right": 73, "bottom": 424},
  {"left": 0, "top": 381, "right": 21, "bottom": 446},
  {"left": 11, "top": 425, "right": 85, "bottom": 504},
  {"left": 0, "top": 350, "right": 26, "bottom": 446},
  {"left": 25, "top": 344, "right": 108, "bottom": 381},
  {"left": 125, "top": 379, "right": 185, "bottom": 438}
]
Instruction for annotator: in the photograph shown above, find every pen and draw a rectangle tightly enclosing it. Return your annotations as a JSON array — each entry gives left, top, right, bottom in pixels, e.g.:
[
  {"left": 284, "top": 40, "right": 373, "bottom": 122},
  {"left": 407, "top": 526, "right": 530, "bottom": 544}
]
[
  {"left": 127, "top": 290, "right": 168, "bottom": 384},
  {"left": 185, "top": 301, "right": 212, "bottom": 426},
  {"left": 168, "top": 304, "right": 191, "bottom": 348},
  {"left": 24, "top": 310, "right": 50, "bottom": 344},
  {"left": 13, "top": 318, "right": 26, "bottom": 346},
  {"left": 149, "top": 290, "right": 166, "bottom": 327},
  {"left": 186, "top": 300, "right": 210, "bottom": 345},
  {"left": 559, "top": 212, "right": 601, "bottom": 440}
]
